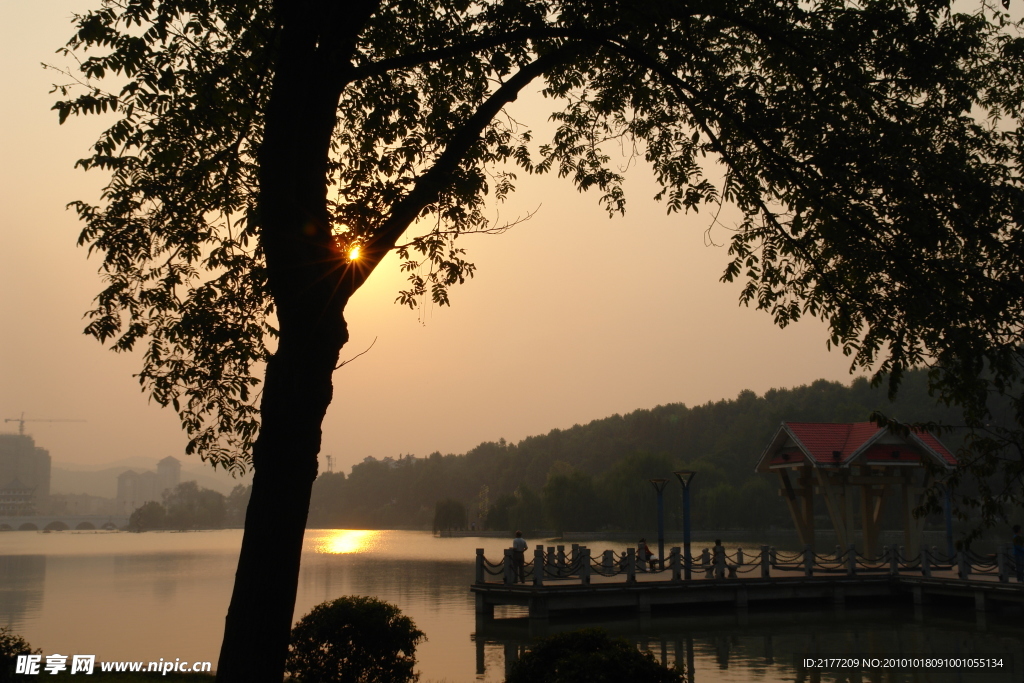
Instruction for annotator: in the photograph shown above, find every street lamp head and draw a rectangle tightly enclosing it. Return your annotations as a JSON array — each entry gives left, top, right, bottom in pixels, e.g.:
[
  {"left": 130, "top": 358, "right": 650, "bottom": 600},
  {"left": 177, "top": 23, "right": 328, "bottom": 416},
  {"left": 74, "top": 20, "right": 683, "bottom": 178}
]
[
  {"left": 673, "top": 470, "right": 697, "bottom": 487},
  {"left": 648, "top": 478, "right": 668, "bottom": 493}
]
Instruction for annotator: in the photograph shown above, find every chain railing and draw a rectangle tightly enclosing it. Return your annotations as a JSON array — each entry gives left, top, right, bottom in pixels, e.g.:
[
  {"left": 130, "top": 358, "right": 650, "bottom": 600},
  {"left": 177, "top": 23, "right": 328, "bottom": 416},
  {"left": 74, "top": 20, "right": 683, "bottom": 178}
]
[{"left": 476, "top": 541, "right": 1023, "bottom": 585}]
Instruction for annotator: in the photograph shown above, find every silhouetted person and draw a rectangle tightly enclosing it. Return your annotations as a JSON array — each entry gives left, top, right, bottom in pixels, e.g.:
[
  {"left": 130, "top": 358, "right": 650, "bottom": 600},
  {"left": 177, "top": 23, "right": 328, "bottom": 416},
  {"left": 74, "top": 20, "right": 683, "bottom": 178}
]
[
  {"left": 639, "top": 537, "right": 655, "bottom": 571},
  {"left": 512, "top": 530, "right": 527, "bottom": 583},
  {"left": 713, "top": 539, "right": 726, "bottom": 579}
]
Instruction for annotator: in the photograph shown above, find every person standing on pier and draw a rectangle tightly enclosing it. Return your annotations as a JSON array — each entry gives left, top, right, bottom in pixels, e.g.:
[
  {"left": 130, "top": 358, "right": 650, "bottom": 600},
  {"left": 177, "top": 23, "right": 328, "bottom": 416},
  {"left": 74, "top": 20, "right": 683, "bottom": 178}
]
[
  {"left": 638, "top": 538, "right": 655, "bottom": 571},
  {"left": 713, "top": 539, "right": 726, "bottom": 579},
  {"left": 1012, "top": 525, "right": 1024, "bottom": 583},
  {"left": 512, "top": 531, "right": 527, "bottom": 583}
]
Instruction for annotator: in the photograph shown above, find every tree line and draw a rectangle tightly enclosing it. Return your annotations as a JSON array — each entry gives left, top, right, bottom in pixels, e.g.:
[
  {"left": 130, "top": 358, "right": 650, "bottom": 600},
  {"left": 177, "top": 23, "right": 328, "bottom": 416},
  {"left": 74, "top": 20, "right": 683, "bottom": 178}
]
[
  {"left": 128, "top": 482, "right": 252, "bottom": 531},
  {"left": 308, "top": 370, "right": 970, "bottom": 534}
]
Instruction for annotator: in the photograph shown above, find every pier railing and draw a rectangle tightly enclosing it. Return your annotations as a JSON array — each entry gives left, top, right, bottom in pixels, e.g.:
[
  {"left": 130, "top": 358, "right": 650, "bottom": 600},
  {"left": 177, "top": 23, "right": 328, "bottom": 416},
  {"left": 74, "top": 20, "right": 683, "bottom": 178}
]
[{"left": 475, "top": 543, "right": 1022, "bottom": 586}]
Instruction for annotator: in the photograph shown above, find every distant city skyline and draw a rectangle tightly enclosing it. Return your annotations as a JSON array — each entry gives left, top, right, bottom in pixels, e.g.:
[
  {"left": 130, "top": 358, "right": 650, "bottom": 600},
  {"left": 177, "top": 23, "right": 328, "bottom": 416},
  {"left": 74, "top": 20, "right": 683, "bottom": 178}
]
[{"left": 2, "top": 1, "right": 858, "bottom": 475}]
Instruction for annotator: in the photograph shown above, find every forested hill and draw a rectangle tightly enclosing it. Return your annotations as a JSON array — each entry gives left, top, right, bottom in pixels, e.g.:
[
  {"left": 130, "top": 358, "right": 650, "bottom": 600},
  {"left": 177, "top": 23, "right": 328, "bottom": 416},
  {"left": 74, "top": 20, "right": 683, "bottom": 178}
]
[{"left": 307, "top": 370, "right": 964, "bottom": 532}]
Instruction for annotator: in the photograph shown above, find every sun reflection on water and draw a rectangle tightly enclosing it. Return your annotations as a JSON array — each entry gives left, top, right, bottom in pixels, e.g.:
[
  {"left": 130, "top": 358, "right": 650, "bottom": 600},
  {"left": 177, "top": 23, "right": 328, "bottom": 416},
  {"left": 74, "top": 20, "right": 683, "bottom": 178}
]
[{"left": 314, "top": 529, "right": 382, "bottom": 555}]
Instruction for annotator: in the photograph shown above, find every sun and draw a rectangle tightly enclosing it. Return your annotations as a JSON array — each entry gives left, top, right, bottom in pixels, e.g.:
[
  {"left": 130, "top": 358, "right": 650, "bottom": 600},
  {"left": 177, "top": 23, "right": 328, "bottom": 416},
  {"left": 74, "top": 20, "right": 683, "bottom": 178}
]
[{"left": 348, "top": 245, "right": 361, "bottom": 261}]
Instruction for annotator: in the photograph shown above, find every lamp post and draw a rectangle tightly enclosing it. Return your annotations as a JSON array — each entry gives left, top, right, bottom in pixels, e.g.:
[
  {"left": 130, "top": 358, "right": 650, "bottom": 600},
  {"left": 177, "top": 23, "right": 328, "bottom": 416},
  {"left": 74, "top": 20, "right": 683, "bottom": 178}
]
[
  {"left": 648, "top": 479, "right": 669, "bottom": 570},
  {"left": 944, "top": 483, "right": 954, "bottom": 560},
  {"left": 673, "top": 470, "right": 697, "bottom": 580}
]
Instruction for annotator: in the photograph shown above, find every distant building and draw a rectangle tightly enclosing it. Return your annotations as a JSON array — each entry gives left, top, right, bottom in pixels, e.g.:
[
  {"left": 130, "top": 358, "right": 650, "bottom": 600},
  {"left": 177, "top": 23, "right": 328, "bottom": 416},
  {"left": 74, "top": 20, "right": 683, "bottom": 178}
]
[
  {"left": 0, "top": 434, "right": 51, "bottom": 516},
  {"left": 116, "top": 456, "right": 182, "bottom": 513},
  {"left": 156, "top": 456, "right": 181, "bottom": 491}
]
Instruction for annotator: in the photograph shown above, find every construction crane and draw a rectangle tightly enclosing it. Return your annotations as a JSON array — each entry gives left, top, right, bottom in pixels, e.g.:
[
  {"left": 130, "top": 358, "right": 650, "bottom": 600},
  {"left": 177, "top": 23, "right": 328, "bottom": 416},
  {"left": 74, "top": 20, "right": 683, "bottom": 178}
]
[{"left": 3, "top": 412, "right": 86, "bottom": 435}]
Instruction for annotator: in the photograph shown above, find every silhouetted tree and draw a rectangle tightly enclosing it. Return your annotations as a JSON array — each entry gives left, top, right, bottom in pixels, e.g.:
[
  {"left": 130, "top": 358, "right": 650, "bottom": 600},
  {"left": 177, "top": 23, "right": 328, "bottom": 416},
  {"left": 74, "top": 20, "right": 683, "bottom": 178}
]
[
  {"left": 432, "top": 498, "right": 467, "bottom": 532},
  {"left": 0, "top": 627, "right": 40, "bottom": 683},
  {"left": 225, "top": 484, "right": 252, "bottom": 527},
  {"left": 127, "top": 501, "right": 167, "bottom": 532},
  {"left": 54, "top": 1, "right": 1024, "bottom": 680},
  {"left": 163, "top": 481, "right": 226, "bottom": 529},
  {"left": 286, "top": 597, "right": 423, "bottom": 683},
  {"left": 506, "top": 629, "right": 684, "bottom": 683}
]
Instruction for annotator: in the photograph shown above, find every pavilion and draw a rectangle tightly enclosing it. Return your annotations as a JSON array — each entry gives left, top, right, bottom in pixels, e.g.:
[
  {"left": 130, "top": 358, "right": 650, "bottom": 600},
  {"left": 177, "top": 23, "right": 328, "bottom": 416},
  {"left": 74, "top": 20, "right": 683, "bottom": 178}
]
[{"left": 755, "top": 422, "right": 956, "bottom": 558}]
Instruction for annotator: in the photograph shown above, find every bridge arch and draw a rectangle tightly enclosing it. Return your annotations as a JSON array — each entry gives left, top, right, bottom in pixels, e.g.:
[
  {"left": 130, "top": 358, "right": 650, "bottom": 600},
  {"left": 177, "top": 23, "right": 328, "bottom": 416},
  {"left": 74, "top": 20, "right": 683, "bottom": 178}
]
[
  {"left": 0, "top": 524, "right": 11, "bottom": 531},
  {"left": 44, "top": 521, "right": 70, "bottom": 531},
  {"left": 75, "top": 522, "right": 96, "bottom": 530},
  {"left": 18, "top": 523, "right": 38, "bottom": 531}
]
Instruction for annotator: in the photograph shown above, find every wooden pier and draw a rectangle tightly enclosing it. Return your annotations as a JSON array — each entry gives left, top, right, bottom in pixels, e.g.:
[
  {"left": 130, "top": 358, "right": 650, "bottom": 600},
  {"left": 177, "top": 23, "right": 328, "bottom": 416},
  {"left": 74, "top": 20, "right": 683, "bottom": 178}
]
[{"left": 472, "top": 543, "right": 1024, "bottom": 619}]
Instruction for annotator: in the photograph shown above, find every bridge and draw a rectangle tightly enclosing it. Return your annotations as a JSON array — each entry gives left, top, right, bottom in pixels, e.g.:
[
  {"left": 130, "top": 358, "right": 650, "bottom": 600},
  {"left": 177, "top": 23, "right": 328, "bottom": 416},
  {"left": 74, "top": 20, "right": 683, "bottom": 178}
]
[
  {"left": 0, "top": 515, "right": 128, "bottom": 531},
  {"left": 471, "top": 543, "right": 1024, "bottom": 619}
]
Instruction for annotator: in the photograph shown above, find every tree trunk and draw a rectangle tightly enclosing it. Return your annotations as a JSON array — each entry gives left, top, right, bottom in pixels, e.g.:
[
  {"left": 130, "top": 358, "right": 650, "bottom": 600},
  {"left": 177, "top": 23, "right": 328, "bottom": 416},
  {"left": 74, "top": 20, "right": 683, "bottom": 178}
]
[
  {"left": 216, "top": 2, "right": 367, "bottom": 679},
  {"left": 213, "top": 2, "right": 551, "bottom": 677},
  {"left": 216, "top": 337, "right": 342, "bottom": 681}
]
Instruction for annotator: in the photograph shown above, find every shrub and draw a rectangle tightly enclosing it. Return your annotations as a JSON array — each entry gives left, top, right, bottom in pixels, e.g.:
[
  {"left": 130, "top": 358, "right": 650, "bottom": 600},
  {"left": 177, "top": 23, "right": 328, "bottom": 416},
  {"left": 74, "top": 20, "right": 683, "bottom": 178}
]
[
  {"left": 286, "top": 596, "right": 424, "bottom": 683},
  {"left": 0, "top": 627, "right": 40, "bottom": 683},
  {"left": 506, "top": 629, "right": 684, "bottom": 683},
  {"left": 127, "top": 501, "right": 166, "bottom": 531}
]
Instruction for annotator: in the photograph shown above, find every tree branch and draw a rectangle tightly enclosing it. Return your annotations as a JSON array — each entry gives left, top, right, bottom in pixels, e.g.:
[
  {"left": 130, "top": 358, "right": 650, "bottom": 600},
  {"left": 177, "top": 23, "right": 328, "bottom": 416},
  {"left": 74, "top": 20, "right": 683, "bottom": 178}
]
[{"left": 346, "top": 44, "right": 581, "bottom": 292}]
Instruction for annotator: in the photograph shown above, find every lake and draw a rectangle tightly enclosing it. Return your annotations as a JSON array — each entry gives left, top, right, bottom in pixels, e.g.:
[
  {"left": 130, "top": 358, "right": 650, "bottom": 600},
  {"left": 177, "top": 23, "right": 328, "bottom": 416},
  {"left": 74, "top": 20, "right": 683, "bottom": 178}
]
[{"left": 1, "top": 529, "right": 1022, "bottom": 682}]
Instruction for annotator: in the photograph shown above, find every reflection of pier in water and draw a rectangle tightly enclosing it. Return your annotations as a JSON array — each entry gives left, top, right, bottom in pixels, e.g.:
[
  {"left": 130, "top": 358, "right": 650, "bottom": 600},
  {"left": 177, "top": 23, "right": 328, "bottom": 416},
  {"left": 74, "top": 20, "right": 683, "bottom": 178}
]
[{"left": 473, "top": 605, "right": 1024, "bottom": 682}]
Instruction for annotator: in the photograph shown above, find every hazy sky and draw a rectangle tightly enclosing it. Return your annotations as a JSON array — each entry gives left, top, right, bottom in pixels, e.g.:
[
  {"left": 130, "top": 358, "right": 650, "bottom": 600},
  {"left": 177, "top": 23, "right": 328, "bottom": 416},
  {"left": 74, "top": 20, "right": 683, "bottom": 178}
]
[{"left": 1, "top": 1, "right": 861, "bottom": 475}]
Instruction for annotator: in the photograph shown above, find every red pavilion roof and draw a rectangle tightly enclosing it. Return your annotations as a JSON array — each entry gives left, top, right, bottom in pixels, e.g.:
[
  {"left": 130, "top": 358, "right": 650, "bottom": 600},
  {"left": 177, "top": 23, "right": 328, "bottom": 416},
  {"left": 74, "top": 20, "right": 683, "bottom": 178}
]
[{"left": 756, "top": 421, "right": 956, "bottom": 472}]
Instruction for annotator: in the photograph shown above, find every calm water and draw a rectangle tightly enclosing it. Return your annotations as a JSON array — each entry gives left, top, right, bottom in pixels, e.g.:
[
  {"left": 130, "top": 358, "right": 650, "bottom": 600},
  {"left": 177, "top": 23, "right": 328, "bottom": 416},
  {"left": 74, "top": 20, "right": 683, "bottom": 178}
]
[{"left": 1, "top": 529, "right": 1022, "bottom": 682}]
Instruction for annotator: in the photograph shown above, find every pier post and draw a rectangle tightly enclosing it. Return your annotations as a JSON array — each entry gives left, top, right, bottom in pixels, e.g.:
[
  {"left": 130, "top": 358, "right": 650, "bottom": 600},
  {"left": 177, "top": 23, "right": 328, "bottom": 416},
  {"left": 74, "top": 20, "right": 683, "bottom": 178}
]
[
  {"left": 534, "top": 546, "right": 545, "bottom": 586},
  {"left": 803, "top": 544, "right": 813, "bottom": 577},
  {"left": 736, "top": 548, "right": 744, "bottom": 567},
  {"left": 571, "top": 543, "right": 579, "bottom": 565},
  {"left": 846, "top": 543, "right": 856, "bottom": 576},
  {"left": 670, "top": 547, "right": 681, "bottom": 583},
  {"left": 557, "top": 545, "right": 566, "bottom": 576},
  {"left": 503, "top": 548, "right": 513, "bottom": 585},
  {"left": 887, "top": 545, "right": 898, "bottom": 576},
  {"left": 997, "top": 545, "right": 1009, "bottom": 583},
  {"left": 921, "top": 545, "right": 931, "bottom": 578},
  {"left": 475, "top": 592, "right": 493, "bottom": 617},
  {"left": 476, "top": 548, "right": 485, "bottom": 584},
  {"left": 602, "top": 549, "right": 613, "bottom": 574},
  {"left": 701, "top": 548, "right": 710, "bottom": 569},
  {"left": 761, "top": 546, "right": 770, "bottom": 579},
  {"left": 581, "top": 547, "right": 591, "bottom": 585},
  {"left": 546, "top": 547, "right": 555, "bottom": 577},
  {"left": 957, "top": 549, "right": 970, "bottom": 579},
  {"left": 627, "top": 548, "right": 637, "bottom": 584},
  {"left": 770, "top": 546, "right": 777, "bottom": 568}
]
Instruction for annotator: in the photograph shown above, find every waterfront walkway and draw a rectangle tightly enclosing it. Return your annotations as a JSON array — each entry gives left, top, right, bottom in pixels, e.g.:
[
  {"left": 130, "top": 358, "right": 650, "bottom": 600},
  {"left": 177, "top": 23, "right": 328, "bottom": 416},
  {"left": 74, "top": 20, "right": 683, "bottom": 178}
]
[{"left": 472, "top": 544, "right": 1024, "bottom": 618}]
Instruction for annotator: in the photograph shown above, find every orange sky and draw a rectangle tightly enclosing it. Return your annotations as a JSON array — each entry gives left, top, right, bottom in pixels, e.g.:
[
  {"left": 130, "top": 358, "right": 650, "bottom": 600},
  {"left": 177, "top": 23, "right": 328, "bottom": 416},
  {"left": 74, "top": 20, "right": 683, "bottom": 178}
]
[{"left": 0, "top": 1, "right": 861, "bottom": 476}]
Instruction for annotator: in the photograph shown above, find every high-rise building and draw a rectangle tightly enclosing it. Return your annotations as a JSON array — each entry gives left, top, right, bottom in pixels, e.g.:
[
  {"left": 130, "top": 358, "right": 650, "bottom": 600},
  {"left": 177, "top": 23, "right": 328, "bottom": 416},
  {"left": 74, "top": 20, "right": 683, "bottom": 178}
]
[
  {"left": 156, "top": 456, "right": 181, "bottom": 493},
  {"left": 0, "top": 434, "right": 51, "bottom": 516},
  {"left": 117, "top": 456, "right": 182, "bottom": 513}
]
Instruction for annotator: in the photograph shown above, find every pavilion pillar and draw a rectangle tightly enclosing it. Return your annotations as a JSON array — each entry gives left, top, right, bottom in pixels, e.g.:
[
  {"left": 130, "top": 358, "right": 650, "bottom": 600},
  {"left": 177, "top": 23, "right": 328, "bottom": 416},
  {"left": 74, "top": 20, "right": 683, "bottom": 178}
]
[
  {"left": 859, "top": 474, "right": 889, "bottom": 561},
  {"left": 901, "top": 471, "right": 927, "bottom": 562},
  {"left": 816, "top": 469, "right": 849, "bottom": 550},
  {"left": 778, "top": 467, "right": 815, "bottom": 550}
]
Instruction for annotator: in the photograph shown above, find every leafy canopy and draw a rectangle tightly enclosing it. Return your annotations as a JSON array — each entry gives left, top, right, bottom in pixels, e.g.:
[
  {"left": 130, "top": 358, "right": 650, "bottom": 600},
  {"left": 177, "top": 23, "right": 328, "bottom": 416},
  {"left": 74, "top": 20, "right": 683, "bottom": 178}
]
[
  {"left": 54, "top": 0, "right": 1024, "bottom": 526},
  {"left": 286, "top": 596, "right": 424, "bottom": 683}
]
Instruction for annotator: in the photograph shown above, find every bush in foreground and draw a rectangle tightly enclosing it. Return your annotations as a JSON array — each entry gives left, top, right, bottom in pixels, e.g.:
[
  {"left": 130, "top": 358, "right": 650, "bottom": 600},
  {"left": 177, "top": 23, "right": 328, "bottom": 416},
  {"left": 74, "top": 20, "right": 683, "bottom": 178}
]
[
  {"left": 0, "top": 627, "right": 40, "bottom": 683},
  {"left": 506, "top": 629, "right": 685, "bottom": 683},
  {"left": 286, "top": 596, "right": 424, "bottom": 683}
]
